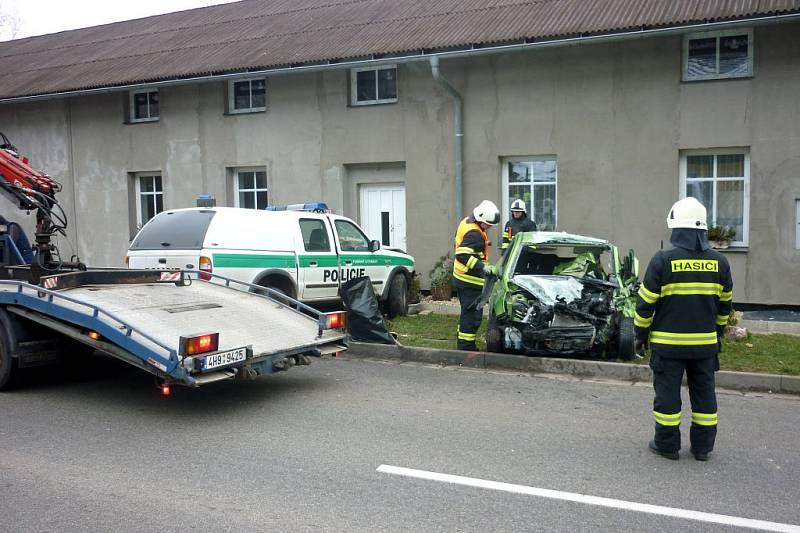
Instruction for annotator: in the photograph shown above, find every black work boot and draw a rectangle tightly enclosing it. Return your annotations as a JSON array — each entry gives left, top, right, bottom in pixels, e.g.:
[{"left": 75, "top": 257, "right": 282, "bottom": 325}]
[
  {"left": 690, "top": 448, "right": 710, "bottom": 461},
  {"left": 649, "top": 440, "right": 679, "bottom": 460}
]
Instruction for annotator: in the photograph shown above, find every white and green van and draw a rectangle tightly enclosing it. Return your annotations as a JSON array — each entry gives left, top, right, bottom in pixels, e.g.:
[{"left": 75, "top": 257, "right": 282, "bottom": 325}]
[{"left": 126, "top": 207, "right": 415, "bottom": 316}]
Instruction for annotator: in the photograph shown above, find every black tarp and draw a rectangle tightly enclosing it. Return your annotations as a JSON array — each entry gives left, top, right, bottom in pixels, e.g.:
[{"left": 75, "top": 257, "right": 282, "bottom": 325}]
[{"left": 339, "top": 276, "right": 396, "bottom": 344}]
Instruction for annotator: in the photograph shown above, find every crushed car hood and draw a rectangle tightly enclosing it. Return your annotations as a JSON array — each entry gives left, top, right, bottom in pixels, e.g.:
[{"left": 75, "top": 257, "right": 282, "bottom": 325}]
[{"left": 511, "top": 275, "right": 585, "bottom": 306}]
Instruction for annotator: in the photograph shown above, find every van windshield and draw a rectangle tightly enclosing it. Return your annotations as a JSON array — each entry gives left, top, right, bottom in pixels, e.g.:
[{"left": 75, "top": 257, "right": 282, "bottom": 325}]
[{"left": 130, "top": 210, "right": 216, "bottom": 250}]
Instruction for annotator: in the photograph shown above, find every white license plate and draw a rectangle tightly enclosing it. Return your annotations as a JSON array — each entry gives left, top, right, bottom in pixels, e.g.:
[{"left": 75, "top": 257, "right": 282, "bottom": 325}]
[{"left": 202, "top": 347, "right": 247, "bottom": 371}]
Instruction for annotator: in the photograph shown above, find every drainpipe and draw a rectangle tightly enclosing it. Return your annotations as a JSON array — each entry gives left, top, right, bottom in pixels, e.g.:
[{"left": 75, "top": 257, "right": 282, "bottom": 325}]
[{"left": 430, "top": 56, "right": 463, "bottom": 225}]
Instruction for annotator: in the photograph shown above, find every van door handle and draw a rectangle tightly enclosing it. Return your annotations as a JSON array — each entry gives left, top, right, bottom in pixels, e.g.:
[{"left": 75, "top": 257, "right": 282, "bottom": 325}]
[
  {"left": 344, "top": 260, "right": 353, "bottom": 266},
  {"left": 309, "top": 261, "right": 318, "bottom": 267}
]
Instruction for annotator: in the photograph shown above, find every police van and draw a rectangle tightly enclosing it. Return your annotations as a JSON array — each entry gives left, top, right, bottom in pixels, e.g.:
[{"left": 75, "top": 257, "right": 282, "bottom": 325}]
[{"left": 126, "top": 204, "right": 415, "bottom": 316}]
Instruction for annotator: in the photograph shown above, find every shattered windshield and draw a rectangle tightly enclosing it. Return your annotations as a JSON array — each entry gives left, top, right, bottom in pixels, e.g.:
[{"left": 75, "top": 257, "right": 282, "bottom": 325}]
[{"left": 511, "top": 276, "right": 585, "bottom": 305}]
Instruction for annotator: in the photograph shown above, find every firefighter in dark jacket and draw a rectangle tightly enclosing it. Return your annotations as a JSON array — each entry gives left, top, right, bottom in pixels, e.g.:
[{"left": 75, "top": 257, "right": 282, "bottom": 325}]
[
  {"left": 453, "top": 200, "right": 501, "bottom": 350},
  {"left": 635, "top": 197, "right": 733, "bottom": 461},
  {"left": 501, "top": 199, "right": 537, "bottom": 252}
]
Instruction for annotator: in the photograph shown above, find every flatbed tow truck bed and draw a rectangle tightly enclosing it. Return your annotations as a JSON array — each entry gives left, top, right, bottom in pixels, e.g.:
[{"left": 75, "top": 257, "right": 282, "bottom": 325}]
[{"left": 0, "top": 270, "right": 347, "bottom": 390}]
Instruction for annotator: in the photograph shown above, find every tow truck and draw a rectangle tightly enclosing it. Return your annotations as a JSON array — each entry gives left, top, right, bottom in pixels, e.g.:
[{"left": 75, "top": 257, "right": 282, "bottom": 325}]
[{"left": 0, "top": 133, "right": 347, "bottom": 392}]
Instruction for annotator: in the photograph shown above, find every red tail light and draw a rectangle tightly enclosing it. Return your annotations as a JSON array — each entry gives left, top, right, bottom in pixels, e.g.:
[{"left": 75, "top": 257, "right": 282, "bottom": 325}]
[
  {"left": 323, "top": 312, "right": 347, "bottom": 330},
  {"left": 161, "top": 383, "right": 171, "bottom": 396},
  {"left": 179, "top": 332, "right": 219, "bottom": 355},
  {"left": 199, "top": 255, "right": 212, "bottom": 281}
]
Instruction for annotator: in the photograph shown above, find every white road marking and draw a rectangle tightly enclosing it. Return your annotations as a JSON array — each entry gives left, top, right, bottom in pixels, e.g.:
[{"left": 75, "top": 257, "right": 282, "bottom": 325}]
[{"left": 377, "top": 464, "right": 800, "bottom": 533}]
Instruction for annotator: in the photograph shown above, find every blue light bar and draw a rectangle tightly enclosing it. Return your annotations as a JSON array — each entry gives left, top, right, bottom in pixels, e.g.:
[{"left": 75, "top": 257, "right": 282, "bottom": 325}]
[{"left": 265, "top": 202, "right": 330, "bottom": 213}]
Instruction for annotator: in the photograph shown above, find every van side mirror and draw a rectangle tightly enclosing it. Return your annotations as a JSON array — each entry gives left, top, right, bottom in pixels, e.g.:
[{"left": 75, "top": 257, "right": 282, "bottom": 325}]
[{"left": 369, "top": 239, "right": 381, "bottom": 252}]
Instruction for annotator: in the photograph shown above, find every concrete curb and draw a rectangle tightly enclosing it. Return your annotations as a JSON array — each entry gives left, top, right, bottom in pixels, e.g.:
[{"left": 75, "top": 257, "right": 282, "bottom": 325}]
[
  {"left": 739, "top": 319, "right": 800, "bottom": 336},
  {"left": 345, "top": 341, "right": 800, "bottom": 395}
]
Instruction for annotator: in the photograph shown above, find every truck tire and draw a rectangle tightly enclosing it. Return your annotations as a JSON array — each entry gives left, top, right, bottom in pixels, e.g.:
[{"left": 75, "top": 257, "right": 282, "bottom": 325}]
[
  {"left": 0, "top": 330, "right": 18, "bottom": 391},
  {"left": 385, "top": 274, "right": 408, "bottom": 318},
  {"left": 616, "top": 316, "right": 636, "bottom": 360},
  {"left": 485, "top": 316, "right": 504, "bottom": 354}
]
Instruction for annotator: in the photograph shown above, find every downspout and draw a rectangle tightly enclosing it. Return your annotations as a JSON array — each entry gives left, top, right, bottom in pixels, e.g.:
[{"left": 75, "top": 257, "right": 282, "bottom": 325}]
[{"left": 430, "top": 56, "right": 463, "bottom": 224}]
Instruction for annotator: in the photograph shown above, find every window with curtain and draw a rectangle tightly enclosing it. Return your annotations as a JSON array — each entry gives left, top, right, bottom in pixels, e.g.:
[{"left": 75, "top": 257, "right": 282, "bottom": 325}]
[
  {"left": 683, "top": 29, "right": 752, "bottom": 81},
  {"left": 681, "top": 150, "right": 749, "bottom": 246}
]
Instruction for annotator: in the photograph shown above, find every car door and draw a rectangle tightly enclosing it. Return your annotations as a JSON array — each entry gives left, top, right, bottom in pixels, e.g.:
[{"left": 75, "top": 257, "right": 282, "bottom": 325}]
[
  {"left": 297, "top": 217, "right": 339, "bottom": 300},
  {"left": 332, "top": 217, "right": 387, "bottom": 292}
]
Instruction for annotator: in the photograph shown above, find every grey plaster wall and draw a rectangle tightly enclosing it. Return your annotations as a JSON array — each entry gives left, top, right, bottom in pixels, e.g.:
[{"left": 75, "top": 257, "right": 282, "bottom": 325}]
[{"left": 0, "top": 23, "right": 797, "bottom": 304}]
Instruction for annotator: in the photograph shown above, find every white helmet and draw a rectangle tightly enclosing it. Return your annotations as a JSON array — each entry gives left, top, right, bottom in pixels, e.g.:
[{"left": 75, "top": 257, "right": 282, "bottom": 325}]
[
  {"left": 510, "top": 199, "right": 527, "bottom": 213},
  {"left": 473, "top": 200, "right": 500, "bottom": 226},
  {"left": 666, "top": 197, "right": 707, "bottom": 230}
]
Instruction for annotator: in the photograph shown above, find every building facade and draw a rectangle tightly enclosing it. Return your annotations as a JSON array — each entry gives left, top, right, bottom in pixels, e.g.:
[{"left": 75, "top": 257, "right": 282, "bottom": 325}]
[{"left": 0, "top": 16, "right": 798, "bottom": 305}]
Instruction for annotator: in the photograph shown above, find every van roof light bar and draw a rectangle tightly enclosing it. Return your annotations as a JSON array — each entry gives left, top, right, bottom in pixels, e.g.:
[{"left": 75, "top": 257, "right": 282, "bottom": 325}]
[{"left": 264, "top": 202, "right": 332, "bottom": 213}]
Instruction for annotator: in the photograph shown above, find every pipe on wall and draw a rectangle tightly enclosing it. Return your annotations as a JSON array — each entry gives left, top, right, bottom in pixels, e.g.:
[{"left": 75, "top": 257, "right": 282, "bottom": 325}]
[{"left": 430, "top": 56, "right": 463, "bottom": 226}]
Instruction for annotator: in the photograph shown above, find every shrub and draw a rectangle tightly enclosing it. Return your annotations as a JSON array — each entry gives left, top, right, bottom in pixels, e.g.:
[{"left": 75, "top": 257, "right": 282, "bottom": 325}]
[
  {"left": 708, "top": 225, "right": 737, "bottom": 241},
  {"left": 429, "top": 253, "right": 454, "bottom": 289}
]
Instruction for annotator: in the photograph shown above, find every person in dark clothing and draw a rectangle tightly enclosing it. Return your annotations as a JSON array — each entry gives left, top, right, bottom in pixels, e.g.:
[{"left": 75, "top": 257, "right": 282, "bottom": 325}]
[
  {"left": 453, "top": 200, "right": 501, "bottom": 351},
  {"left": 501, "top": 199, "right": 537, "bottom": 252},
  {"left": 635, "top": 197, "right": 733, "bottom": 461},
  {"left": 0, "top": 215, "right": 33, "bottom": 264}
]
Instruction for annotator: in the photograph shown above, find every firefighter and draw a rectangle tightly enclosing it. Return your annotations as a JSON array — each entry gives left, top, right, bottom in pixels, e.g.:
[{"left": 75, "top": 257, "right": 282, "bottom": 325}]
[
  {"left": 501, "top": 199, "right": 537, "bottom": 252},
  {"left": 635, "top": 197, "right": 733, "bottom": 461},
  {"left": 453, "top": 200, "right": 500, "bottom": 350}
]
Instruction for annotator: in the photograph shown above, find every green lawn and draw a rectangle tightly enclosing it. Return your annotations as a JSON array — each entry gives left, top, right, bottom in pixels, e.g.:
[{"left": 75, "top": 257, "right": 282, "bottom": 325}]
[{"left": 385, "top": 313, "right": 800, "bottom": 375}]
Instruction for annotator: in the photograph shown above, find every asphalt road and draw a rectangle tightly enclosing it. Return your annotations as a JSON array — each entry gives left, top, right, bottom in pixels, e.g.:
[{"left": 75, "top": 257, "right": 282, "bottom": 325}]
[{"left": 1, "top": 354, "right": 798, "bottom": 532}]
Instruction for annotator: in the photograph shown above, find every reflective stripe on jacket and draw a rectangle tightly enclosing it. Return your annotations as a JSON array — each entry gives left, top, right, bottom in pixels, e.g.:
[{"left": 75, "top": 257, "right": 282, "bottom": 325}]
[
  {"left": 634, "top": 247, "right": 733, "bottom": 357},
  {"left": 453, "top": 217, "right": 489, "bottom": 287}
]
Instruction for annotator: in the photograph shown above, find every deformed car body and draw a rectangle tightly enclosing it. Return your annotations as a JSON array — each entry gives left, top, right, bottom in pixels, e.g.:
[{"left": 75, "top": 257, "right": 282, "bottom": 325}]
[{"left": 483, "top": 231, "right": 640, "bottom": 359}]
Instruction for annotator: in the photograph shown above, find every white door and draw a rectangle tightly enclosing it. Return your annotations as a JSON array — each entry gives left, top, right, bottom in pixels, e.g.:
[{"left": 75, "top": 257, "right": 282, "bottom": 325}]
[{"left": 360, "top": 184, "right": 406, "bottom": 251}]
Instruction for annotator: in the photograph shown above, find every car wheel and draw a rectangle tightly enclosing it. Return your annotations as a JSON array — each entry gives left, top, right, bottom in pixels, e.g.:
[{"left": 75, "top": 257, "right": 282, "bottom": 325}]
[
  {"left": 386, "top": 274, "right": 408, "bottom": 318},
  {"left": 616, "top": 316, "right": 636, "bottom": 360},
  {"left": 485, "top": 316, "right": 505, "bottom": 354},
  {"left": 0, "top": 331, "right": 18, "bottom": 391}
]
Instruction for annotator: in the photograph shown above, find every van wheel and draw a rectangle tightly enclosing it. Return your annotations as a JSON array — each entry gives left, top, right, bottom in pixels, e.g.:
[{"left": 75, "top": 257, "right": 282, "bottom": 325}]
[
  {"left": 0, "top": 330, "right": 18, "bottom": 391},
  {"left": 385, "top": 274, "right": 408, "bottom": 318}
]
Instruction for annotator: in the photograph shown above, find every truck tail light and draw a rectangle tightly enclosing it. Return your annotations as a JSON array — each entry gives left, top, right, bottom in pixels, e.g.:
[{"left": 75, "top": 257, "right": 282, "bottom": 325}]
[
  {"left": 179, "top": 332, "right": 219, "bottom": 356},
  {"left": 199, "top": 255, "right": 212, "bottom": 281},
  {"left": 322, "top": 311, "right": 346, "bottom": 331}
]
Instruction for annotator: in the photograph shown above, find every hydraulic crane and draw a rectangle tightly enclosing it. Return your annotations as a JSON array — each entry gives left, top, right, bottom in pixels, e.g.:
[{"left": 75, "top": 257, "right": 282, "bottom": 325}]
[{"left": 0, "top": 132, "right": 84, "bottom": 281}]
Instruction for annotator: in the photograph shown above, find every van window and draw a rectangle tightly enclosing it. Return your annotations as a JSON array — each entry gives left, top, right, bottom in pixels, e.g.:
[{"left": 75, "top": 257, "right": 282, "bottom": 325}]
[
  {"left": 130, "top": 210, "right": 216, "bottom": 250},
  {"left": 299, "top": 219, "right": 331, "bottom": 252},
  {"left": 335, "top": 220, "right": 370, "bottom": 251}
]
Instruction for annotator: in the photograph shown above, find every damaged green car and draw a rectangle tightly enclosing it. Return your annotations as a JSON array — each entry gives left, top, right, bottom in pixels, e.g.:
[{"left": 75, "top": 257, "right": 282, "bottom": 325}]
[{"left": 482, "top": 231, "right": 640, "bottom": 359}]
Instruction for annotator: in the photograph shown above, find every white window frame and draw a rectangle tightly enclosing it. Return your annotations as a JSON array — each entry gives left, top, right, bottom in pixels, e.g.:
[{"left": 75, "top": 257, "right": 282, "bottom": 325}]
[
  {"left": 682, "top": 28, "right": 753, "bottom": 81},
  {"left": 135, "top": 173, "right": 164, "bottom": 229},
  {"left": 233, "top": 167, "right": 268, "bottom": 209},
  {"left": 350, "top": 65, "right": 398, "bottom": 106},
  {"left": 129, "top": 88, "right": 159, "bottom": 123},
  {"left": 227, "top": 78, "right": 266, "bottom": 114},
  {"left": 501, "top": 156, "right": 558, "bottom": 231},
  {"left": 679, "top": 148, "right": 750, "bottom": 247}
]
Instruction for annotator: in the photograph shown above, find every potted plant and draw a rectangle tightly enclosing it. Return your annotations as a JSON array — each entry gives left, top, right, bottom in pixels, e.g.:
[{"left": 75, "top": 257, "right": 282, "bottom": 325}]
[
  {"left": 429, "top": 253, "right": 454, "bottom": 300},
  {"left": 707, "top": 225, "right": 737, "bottom": 249}
]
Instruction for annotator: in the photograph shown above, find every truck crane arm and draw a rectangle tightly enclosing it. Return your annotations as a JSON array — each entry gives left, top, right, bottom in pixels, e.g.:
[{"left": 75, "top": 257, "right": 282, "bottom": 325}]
[{"left": 0, "top": 132, "right": 81, "bottom": 280}]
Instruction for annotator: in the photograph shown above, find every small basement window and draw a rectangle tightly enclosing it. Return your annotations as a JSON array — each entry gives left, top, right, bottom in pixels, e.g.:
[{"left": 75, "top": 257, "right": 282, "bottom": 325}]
[
  {"left": 683, "top": 29, "right": 753, "bottom": 81},
  {"left": 351, "top": 65, "right": 397, "bottom": 106},
  {"left": 228, "top": 79, "right": 266, "bottom": 113},
  {"left": 130, "top": 88, "right": 159, "bottom": 122}
]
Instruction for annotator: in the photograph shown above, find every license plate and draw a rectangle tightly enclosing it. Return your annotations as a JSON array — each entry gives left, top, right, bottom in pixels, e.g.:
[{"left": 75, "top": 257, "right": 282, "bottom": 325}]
[{"left": 201, "top": 347, "right": 247, "bottom": 371}]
